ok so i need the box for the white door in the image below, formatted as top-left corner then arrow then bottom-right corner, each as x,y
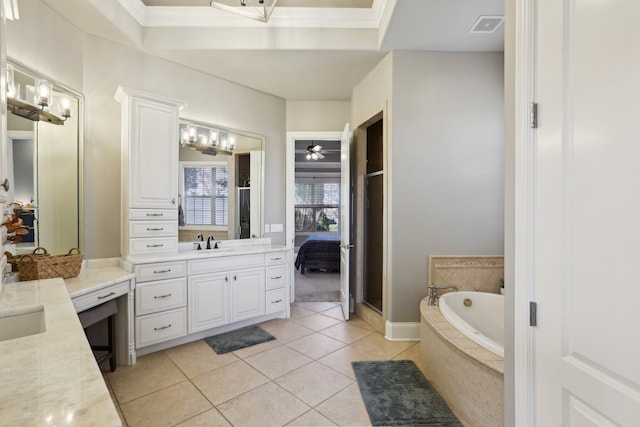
339,123 -> 351,320
531,0 -> 640,424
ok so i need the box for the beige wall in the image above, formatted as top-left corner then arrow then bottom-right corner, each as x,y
6,0 -> 287,259
351,51 -> 505,324
286,100 -> 350,131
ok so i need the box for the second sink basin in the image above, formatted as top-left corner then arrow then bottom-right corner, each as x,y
0,305 -> 46,342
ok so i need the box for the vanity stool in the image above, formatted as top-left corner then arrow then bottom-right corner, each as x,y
78,299 -> 118,372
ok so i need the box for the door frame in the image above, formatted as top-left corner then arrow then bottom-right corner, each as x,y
285,130 -> 344,303
513,0 -> 539,424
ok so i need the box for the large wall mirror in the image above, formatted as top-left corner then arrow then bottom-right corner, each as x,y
5,59 -> 82,255
178,118 -> 264,242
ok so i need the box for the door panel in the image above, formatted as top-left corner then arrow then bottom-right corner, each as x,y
340,123 -> 351,320
533,0 -> 640,423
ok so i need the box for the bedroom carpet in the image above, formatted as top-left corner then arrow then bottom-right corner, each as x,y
205,325 -> 275,354
352,360 -> 462,426
294,265 -> 340,302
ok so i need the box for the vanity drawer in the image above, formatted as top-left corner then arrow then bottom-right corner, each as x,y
136,260 -> 187,283
129,209 -> 177,221
129,221 -> 178,238
72,280 -> 131,313
129,237 -> 178,256
136,308 -> 187,348
266,288 -> 287,314
265,251 -> 287,266
265,265 -> 287,290
136,278 -> 186,316
188,253 -> 265,275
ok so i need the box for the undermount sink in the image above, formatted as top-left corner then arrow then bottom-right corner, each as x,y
0,305 -> 46,342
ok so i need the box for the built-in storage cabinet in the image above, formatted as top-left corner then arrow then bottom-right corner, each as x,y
115,87 -> 185,258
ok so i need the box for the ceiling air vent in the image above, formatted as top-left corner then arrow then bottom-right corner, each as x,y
469,15 -> 504,34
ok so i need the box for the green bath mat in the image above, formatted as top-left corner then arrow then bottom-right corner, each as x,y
352,360 -> 462,426
205,325 -> 275,354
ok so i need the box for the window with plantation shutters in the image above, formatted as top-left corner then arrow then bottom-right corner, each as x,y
294,180 -> 339,232
181,163 -> 229,226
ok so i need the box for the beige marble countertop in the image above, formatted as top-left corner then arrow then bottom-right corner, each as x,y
65,260 -> 135,298
124,239 -> 290,265
0,278 -> 122,427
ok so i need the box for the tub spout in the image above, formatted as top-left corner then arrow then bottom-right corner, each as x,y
427,284 -> 458,306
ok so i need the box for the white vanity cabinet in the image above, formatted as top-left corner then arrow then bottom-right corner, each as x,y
134,261 -> 188,348
188,272 -> 230,333
130,247 -> 290,356
187,253 -> 265,332
115,86 -> 186,258
230,267 -> 266,321
265,251 -> 288,314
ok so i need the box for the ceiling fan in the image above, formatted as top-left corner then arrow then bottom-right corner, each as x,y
305,144 -> 325,160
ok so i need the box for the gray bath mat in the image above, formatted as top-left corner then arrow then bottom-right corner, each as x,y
205,325 -> 275,354
352,360 -> 462,426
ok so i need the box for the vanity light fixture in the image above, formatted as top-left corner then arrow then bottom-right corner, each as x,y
210,0 -> 278,23
180,121 -> 235,156
5,65 -> 71,125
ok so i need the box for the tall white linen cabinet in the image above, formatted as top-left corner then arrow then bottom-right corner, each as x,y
115,87 -> 186,259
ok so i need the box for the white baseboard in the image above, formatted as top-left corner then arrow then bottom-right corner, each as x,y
385,320 -> 421,341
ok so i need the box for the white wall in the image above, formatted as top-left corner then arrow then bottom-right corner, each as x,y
351,51 -> 505,323
6,0 -> 287,259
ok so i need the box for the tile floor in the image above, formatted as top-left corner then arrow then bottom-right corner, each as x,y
104,301 -> 425,427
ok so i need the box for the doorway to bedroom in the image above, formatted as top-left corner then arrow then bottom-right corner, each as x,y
292,138 -> 342,302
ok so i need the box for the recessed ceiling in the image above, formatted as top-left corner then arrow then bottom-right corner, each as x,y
42,0 -> 504,100
142,0 -> 374,7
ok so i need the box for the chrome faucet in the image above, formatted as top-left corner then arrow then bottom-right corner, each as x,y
427,284 -> 458,306
206,235 -> 214,250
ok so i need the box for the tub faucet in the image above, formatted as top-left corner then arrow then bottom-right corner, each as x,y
206,235 -> 214,250
427,284 -> 459,306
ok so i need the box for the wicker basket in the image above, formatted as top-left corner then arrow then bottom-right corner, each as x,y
17,248 -> 83,281
6,247 -> 50,268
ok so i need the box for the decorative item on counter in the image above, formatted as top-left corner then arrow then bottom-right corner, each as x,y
16,247 -> 83,281
2,202 -> 31,243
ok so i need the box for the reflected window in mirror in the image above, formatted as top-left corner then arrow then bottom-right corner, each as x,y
179,162 -> 229,228
4,60 -> 83,256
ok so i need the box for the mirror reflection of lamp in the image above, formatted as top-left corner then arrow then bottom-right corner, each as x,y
59,97 -> 72,119
210,129 -> 218,147
34,79 -> 53,110
5,64 -> 19,99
